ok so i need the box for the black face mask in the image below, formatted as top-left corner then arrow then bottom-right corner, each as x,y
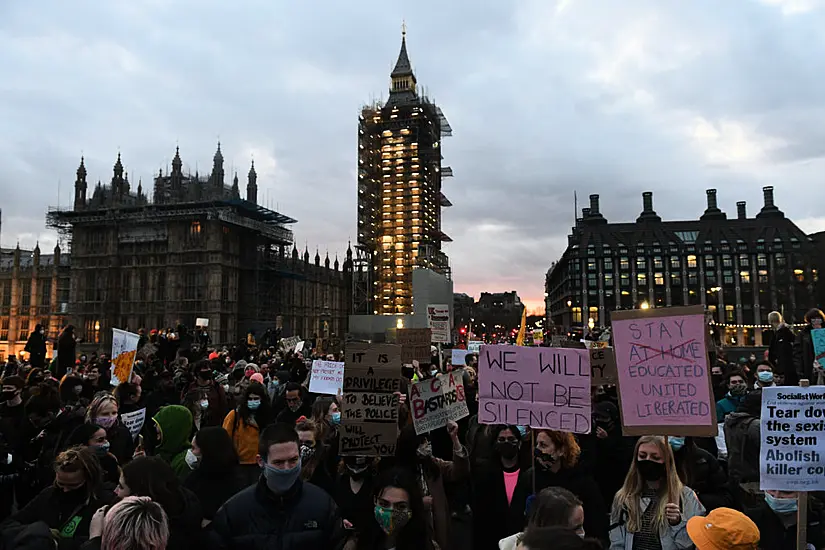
495,441 -> 520,460
534,448 -> 556,470
1,391 -> 17,402
636,459 -> 666,481
198,371 -> 213,380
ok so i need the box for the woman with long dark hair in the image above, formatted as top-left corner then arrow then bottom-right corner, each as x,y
222,382 -> 272,466
295,418 -> 334,495
57,325 -> 78,378
668,436 -> 733,511
66,422 -> 120,486
355,467 -> 437,550
182,427 -> 248,522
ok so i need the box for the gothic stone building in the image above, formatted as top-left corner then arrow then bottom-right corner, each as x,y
0,245 -> 70,362
48,145 -> 351,350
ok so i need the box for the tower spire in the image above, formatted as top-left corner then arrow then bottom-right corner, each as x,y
388,23 -> 417,104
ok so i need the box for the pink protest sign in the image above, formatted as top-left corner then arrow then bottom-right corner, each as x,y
611,305 -> 717,437
478,345 -> 591,434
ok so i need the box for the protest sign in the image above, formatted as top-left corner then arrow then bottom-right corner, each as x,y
427,304 -> 451,344
295,341 -> 305,354
410,373 -> 469,435
467,341 -> 483,353
478,345 -> 591,434
760,386 -> 825,491
452,349 -> 470,367
398,328 -> 432,364
309,360 -> 345,395
120,408 -> 146,441
589,347 -> 617,386
340,343 -> 402,456
611,305 -> 716,437
532,329 -> 544,345
111,329 -> 140,386
195,318 -> 209,327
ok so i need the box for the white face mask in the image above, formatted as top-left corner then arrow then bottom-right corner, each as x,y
199,399 -> 209,410
185,448 -> 200,470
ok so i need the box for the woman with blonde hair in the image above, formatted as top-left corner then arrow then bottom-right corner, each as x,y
92,496 -> 170,550
609,435 -> 705,549
86,392 -> 135,465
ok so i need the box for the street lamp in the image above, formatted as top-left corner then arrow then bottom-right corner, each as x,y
566,300 -> 572,307
588,317 -> 595,330
396,318 -> 404,329
640,301 -> 650,310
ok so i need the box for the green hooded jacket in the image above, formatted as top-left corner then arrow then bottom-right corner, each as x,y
153,405 -> 194,480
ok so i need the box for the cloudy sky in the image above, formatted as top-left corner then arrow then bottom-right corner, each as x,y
3,0 -> 825,313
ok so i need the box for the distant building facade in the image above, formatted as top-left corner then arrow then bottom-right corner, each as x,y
355,29 -> 453,316
49,146 -> 350,350
545,188 -> 815,346
474,291 -> 525,336
453,292 -> 474,332
0,245 -> 70,362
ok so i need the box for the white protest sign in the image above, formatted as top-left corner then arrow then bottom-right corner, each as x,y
467,341 -> 482,353
280,336 -> 301,351
452,349 -> 470,367
195,318 -> 209,327
760,386 -> 825,491
120,408 -> 146,441
410,373 -> 469,435
309,360 -> 345,395
296,341 -> 305,354
427,304 -> 451,344
111,329 -> 140,387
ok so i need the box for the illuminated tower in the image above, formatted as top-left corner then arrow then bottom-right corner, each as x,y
356,27 -> 453,315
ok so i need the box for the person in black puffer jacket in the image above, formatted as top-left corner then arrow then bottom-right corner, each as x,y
669,436 -> 734,511
210,423 -> 346,550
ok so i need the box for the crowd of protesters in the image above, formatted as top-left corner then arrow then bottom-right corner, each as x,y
0,309 -> 822,549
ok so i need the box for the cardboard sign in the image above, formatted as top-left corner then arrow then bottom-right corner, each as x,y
427,304 -> 451,344
340,343 -> 402,456
295,341 -> 305,354
760,386 -> 825,491
120,408 -> 146,441
111,329 -> 140,387
467,341 -> 483,353
410,373 -> 470,435
589,347 -> 618,386
478,345 -> 591,434
195,318 -> 209,327
532,329 -> 544,345
611,306 -> 716,437
309,360 -> 345,395
280,336 -> 301,351
398,329 -> 432,364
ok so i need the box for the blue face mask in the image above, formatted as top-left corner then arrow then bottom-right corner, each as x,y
247,400 -> 261,411
765,492 -> 797,514
92,442 -> 110,457
757,371 -> 774,384
271,380 -> 280,388
330,412 -> 341,425
516,425 -> 528,437
669,437 -> 685,452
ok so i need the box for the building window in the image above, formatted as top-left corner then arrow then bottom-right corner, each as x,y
671,273 -> 682,286
725,305 -> 735,323
20,282 -> 31,308
156,270 -> 166,301
0,281 -> 9,307
0,318 -> 7,341
706,271 -> 717,284
670,256 -> 681,269
38,281 -> 50,307
794,268 -> 805,283
85,319 -> 101,344
739,254 -> 750,267
654,257 -> 663,269
221,272 -> 229,302
758,270 -> 769,284
654,273 -> 665,286
689,273 -> 699,285
588,274 -> 597,287
587,260 -> 596,271
721,241 -> 730,252
18,319 -> 29,341
572,307 -> 582,324
190,221 -> 202,238
604,258 -> 613,271
740,271 -> 751,284
183,270 -> 205,300
620,273 -> 630,287
637,273 -> 647,286
757,254 -> 767,267
604,274 -> 614,287
620,257 -> 629,270
636,258 -> 647,270
705,256 -> 715,268
724,271 -> 734,284
687,255 -> 697,268
722,255 -> 733,268
776,253 -> 787,267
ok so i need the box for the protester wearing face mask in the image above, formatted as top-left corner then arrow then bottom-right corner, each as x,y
85,393 -> 135,466
24,323 -> 48,370
296,419 -> 335,496
394,421 -> 467,550
311,397 -> 342,476
753,362 -> 776,389
211,423 -> 346,550
716,368 -> 748,423
59,374 -> 87,409
668,436 -> 733,512
500,487 -> 587,550
351,468 -> 437,550
609,435 -> 705,550
183,427 -> 246,522
472,425 -> 531,550
515,429 -> 608,544
746,489 -> 825,549
222,383 -> 273,475
66,422 -> 120,487
335,456 -> 377,535
152,405 -> 195,480
183,359 -> 226,427
0,375 -> 27,518
275,382 -> 310,425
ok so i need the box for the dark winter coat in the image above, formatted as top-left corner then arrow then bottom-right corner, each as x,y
724,411 -> 761,484
746,497 -> 825,550
794,326 -> 818,383
183,464 -> 251,521
673,446 -> 734,511
211,477 -> 346,550
769,324 -> 797,384
57,335 -> 77,378
471,464 -> 532,550
24,330 -> 48,369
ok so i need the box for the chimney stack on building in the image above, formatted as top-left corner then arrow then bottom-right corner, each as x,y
737,201 -> 747,220
589,194 -> 600,215
757,185 -> 784,219
582,207 -> 591,218
701,188 -> 726,220
706,189 -> 718,210
763,186 -> 775,208
642,192 -> 653,213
